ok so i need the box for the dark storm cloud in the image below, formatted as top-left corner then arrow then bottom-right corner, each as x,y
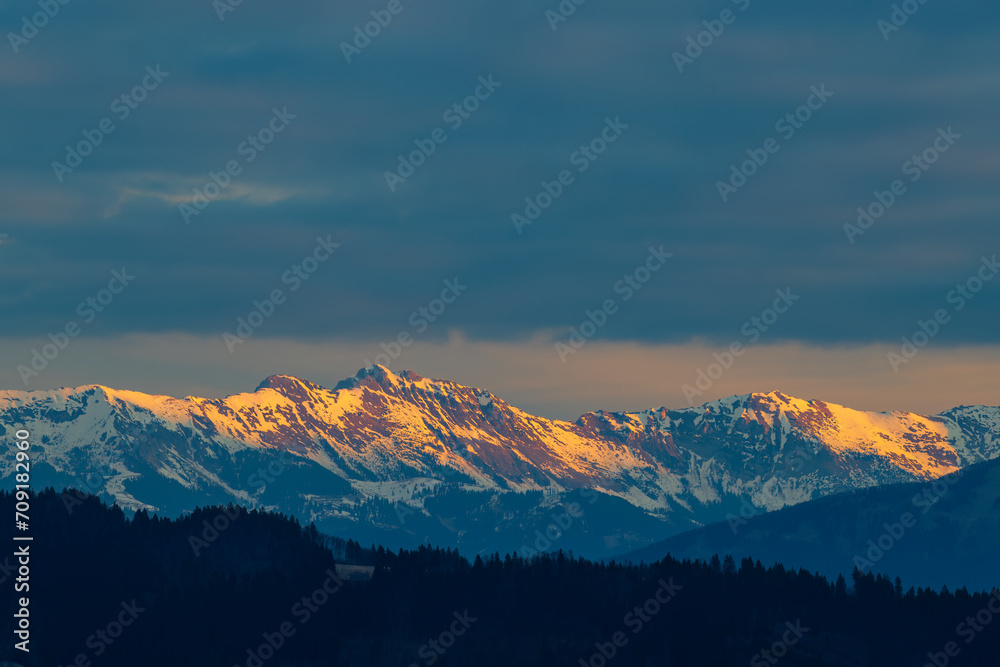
1,0 -> 998,348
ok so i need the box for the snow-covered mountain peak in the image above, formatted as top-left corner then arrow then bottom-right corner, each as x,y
3,370 -> 999,539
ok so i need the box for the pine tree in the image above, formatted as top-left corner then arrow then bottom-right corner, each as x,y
710,554 -> 722,573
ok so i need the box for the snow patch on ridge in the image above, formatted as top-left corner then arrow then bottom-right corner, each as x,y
2,372 -> 998,527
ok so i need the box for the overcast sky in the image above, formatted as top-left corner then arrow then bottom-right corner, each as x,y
1,0 -> 997,418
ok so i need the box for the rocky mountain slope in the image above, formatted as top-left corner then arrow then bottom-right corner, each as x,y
2,365 -> 998,557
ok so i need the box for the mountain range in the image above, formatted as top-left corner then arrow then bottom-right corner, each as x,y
2,365 -> 998,558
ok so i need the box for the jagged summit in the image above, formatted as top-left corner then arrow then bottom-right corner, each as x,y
255,374 -> 328,395
2,368 -> 999,545
333,364 -> 428,391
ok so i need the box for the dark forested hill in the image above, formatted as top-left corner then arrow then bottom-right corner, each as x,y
624,456 -> 1000,592
2,489 -> 998,667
